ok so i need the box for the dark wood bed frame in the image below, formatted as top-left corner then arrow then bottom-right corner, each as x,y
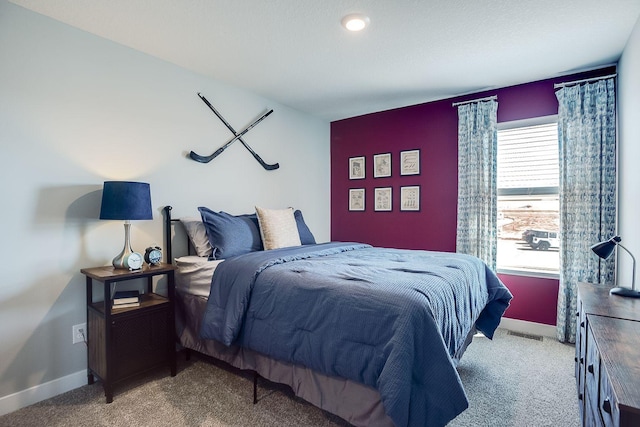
162,205 -> 261,404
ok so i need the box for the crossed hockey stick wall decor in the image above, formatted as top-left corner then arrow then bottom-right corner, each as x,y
189,93 -> 279,170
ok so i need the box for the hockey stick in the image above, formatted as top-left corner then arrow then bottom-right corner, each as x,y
197,93 -> 279,170
189,109 -> 274,163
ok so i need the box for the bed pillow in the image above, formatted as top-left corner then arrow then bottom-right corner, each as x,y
255,206 -> 302,250
198,207 -> 263,259
228,212 -> 264,250
179,217 -> 213,258
294,210 -> 316,245
174,256 -> 224,297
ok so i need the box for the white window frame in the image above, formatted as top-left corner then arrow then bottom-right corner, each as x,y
496,115 -> 560,279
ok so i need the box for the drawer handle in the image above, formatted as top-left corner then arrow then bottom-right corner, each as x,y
588,364 -> 594,374
580,321 -> 585,328
576,311 -> 580,317
574,356 -> 578,363
578,392 -> 583,401
580,357 -> 584,365
603,398 -> 612,414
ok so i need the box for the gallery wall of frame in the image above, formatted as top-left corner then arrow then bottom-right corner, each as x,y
348,150 -> 421,212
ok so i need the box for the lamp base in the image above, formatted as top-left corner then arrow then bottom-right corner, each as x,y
112,249 -> 133,270
112,221 -> 133,270
609,287 -> 640,298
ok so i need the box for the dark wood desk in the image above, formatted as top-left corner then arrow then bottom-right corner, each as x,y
576,283 -> 640,427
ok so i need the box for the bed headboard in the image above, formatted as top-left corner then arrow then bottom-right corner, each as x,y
163,205 -> 193,263
163,206 -> 173,263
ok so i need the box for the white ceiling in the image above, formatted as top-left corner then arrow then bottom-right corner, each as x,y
9,0 -> 640,121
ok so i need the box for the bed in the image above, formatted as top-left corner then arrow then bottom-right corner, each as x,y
163,205 -> 512,427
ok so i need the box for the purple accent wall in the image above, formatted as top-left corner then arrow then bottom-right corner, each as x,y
331,102 -> 459,251
330,67 -> 614,325
498,274 -> 559,325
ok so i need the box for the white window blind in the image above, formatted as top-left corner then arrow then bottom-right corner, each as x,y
497,123 -> 559,190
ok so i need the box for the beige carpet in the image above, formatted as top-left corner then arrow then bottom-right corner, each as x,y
0,329 -> 579,427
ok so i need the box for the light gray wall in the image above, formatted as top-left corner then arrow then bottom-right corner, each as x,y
0,0 -> 329,408
617,15 -> 640,287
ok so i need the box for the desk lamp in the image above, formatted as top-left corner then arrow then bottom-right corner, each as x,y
591,236 -> 639,298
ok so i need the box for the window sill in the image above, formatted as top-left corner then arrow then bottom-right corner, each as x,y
496,268 -> 559,280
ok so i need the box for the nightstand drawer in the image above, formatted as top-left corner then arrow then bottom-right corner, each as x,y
112,306 -> 169,380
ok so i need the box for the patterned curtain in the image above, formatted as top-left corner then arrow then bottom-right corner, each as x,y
556,78 -> 616,343
456,100 -> 499,270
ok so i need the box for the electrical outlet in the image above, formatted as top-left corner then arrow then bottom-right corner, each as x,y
72,323 -> 86,344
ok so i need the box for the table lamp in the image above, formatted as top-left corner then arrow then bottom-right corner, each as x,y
99,181 -> 152,269
591,235 -> 639,298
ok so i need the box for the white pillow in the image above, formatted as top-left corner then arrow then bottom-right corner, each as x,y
180,217 -> 213,258
255,206 -> 302,250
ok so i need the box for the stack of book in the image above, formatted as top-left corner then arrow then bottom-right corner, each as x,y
112,290 -> 140,309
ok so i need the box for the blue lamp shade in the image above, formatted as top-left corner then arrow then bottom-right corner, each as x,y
100,181 -> 152,220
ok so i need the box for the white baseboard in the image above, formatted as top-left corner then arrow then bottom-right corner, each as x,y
0,370 -> 86,417
498,317 -> 557,338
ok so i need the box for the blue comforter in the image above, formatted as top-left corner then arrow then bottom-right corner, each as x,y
199,243 -> 512,427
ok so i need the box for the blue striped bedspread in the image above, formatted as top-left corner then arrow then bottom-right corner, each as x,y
199,242 -> 512,427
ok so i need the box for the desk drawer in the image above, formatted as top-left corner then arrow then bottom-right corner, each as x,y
599,365 -> 618,427
585,324 -> 601,424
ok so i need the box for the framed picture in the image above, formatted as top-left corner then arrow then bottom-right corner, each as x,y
400,185 -> 420,211
373,153 -> 392,178
400,149 -> 420,176
349,188 -> 365,211
349,156 -> 366,180
374,187 -> 392,211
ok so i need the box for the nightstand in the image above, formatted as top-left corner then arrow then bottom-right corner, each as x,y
81,263 -> 177,403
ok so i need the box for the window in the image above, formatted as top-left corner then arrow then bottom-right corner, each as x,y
496,116 -> 559,276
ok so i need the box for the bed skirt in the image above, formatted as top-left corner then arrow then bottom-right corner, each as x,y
176,291 -> 395,427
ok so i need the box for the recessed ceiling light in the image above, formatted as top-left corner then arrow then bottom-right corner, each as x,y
341,14 -> 370,32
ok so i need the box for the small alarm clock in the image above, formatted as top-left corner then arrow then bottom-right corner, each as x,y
144,246 -> 163,266
123,252 -> 144,270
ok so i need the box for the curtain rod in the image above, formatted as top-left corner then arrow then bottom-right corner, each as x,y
452,95 -> 497,107
554,73 -> 617,89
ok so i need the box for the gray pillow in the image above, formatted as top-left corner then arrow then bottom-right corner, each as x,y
179,217 -> 213,258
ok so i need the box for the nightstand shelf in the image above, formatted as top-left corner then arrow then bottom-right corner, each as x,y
81,263 -> 177,403
90,293 -> 169,314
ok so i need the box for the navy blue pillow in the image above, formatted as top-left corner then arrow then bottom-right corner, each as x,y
198,207 -> 263,259
294,210 -> 316,245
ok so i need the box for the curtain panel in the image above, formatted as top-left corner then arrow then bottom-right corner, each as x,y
456,100 -> 499,270
556,78 -> 617,343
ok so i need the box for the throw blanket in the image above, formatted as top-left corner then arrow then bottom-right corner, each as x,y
199,243 -> 512,427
